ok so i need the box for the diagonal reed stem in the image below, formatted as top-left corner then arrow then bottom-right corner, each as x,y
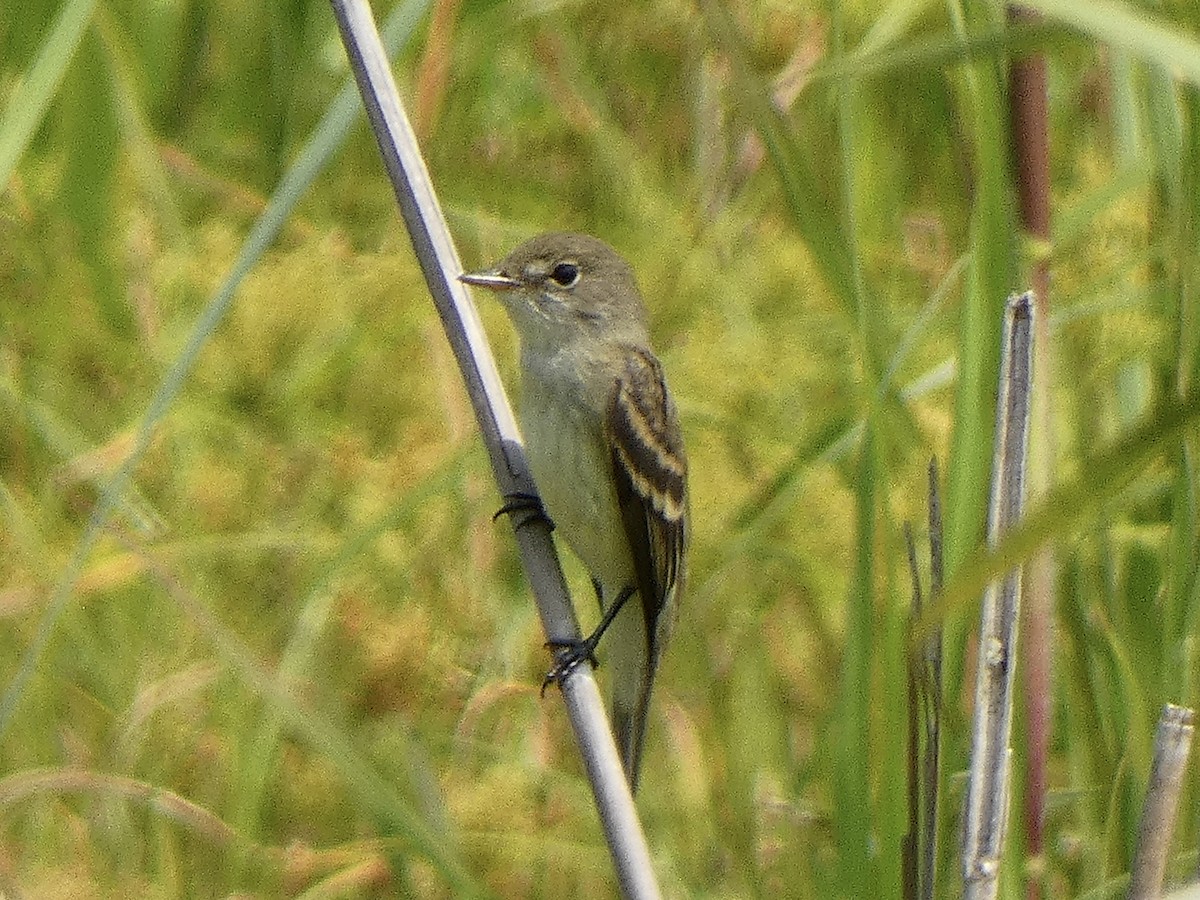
326,2 -> 662,896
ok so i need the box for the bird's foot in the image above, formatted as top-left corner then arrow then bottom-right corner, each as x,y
493,491 -> 554,532
538,586 -> 635,696
540,636 -> 601,696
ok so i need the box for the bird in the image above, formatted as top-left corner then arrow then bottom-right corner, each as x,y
460,232 -> 688,790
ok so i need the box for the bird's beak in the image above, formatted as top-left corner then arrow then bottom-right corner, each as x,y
459,269 -> 521,290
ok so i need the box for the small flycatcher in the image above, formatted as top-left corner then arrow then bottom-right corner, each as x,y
461,232 -> 688,790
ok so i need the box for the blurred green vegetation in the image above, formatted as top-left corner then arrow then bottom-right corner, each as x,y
2,0 -> 1200,896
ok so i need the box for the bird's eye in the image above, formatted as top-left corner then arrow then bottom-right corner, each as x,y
549,262 -> 580,288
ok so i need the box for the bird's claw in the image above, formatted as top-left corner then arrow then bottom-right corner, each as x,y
493,491 -> 555,532
540,637 -> 599,697
537,585 -> 635,696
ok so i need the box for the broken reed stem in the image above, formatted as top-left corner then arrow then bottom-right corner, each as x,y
903,523 -> 923,900
1128,704 -> 1195,900
923,459 -> 944,900
903,460 -> 945,900
962,293 -> 1036,900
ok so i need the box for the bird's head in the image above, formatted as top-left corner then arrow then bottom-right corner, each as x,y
460,232 -> 648,349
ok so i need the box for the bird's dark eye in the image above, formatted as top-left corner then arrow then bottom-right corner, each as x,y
549,262 -> 580,287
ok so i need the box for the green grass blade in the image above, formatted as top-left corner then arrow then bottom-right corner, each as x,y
937,0 -> 1019,720
804,21 -> 1063,89
0,0 -> 97,190
0,0 -> 432,738
916,388 -> 1200,640
698,0 -> 858,312
231,449 -> 469,839
136,552 -> 485,896
1017,0 -> 1200,88
0,377 -> 165,538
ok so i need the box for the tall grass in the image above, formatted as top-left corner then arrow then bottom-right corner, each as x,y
1,0 -> 1199,896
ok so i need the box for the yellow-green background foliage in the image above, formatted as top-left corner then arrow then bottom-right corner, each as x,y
2,0 -> 1199,896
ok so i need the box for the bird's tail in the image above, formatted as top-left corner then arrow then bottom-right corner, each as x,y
608,595 -> 654,792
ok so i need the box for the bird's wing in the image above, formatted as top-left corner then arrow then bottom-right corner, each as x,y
606,345 -> 688,664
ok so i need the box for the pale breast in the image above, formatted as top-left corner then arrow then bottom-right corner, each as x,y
520,363 -> 633,592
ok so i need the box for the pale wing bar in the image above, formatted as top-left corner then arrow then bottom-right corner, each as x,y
606,346 -> 687,652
